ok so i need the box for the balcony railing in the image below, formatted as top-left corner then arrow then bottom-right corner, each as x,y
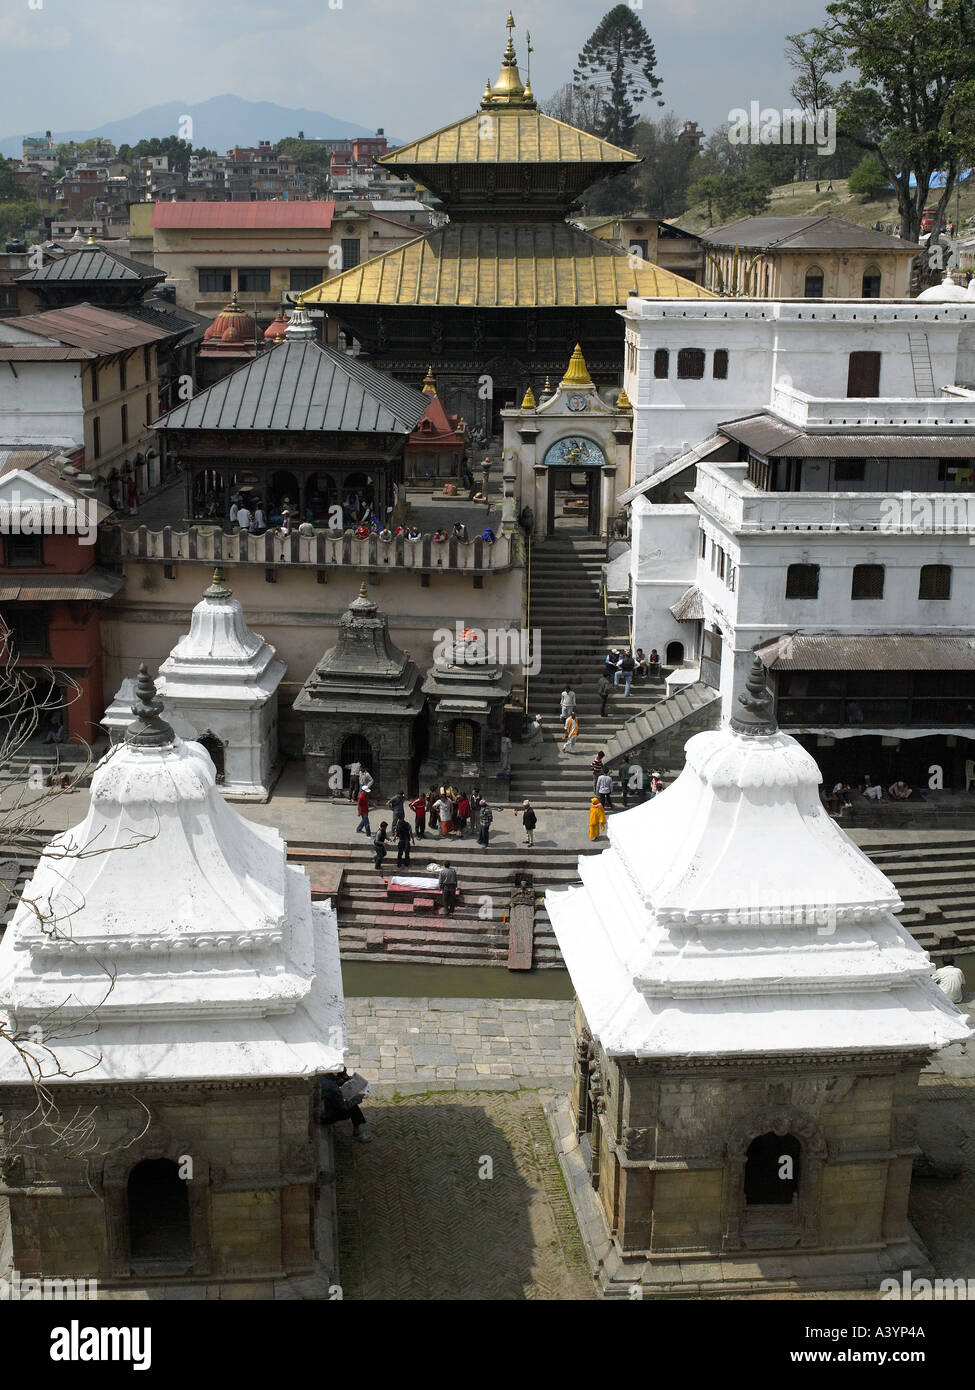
694,464 -> 975,533
770,383 -> 975,428
100,523 -> 515,572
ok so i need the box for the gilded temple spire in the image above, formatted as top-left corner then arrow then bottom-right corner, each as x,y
480,11 -> 537,110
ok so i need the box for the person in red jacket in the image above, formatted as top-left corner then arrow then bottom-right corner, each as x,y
409,793 -> 427,839
455,792 -> 471,837
355,787 -> 371,836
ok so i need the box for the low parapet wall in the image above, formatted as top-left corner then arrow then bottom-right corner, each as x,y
101,524 -> 517,573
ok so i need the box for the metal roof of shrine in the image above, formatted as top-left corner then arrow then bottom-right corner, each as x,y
298,221 -> 713,308
154,338 -> 430,435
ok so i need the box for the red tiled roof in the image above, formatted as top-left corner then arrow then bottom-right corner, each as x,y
152,201 -> 336,230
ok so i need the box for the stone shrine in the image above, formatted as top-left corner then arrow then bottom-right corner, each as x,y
420,630 -> 513,790
0,668 -> 346,1294
546,657 -> 971,1296
103,568 -> 285,800
295,583 -> 424,798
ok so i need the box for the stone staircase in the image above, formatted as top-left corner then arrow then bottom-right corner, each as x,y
0,741 -> 106,788
852,837 -> 975,955
288,838 -> 598,968
512,535 -> 667,807
603,681 -> 722,768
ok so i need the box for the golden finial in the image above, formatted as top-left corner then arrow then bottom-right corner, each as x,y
422,365 -> 437,394
616,386 -> 632,412
560,343 -> 592,388
480,9 -> 536,109
543,375 -> 552,394
358,580 -> 368,599
520,385 -> 536,409
86,235 -> 97,244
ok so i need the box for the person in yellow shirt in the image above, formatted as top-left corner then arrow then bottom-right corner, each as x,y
588,796 -> 607,840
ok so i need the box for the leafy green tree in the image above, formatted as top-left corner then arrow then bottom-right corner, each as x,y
715,167 -> 773,220
0,202 -> 39,241
573,4 -> 665,149
847,154 -> 889,199
0,156 -> 19,201
688,173 -> 723,226
799,0 -> 975,240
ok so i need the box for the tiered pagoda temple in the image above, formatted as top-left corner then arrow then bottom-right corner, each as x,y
297,13 -> 712,431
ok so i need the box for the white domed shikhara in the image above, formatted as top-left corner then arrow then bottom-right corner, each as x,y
0,667 -> 344,1084
103,569 -> 285,800
546,657 -> 972,1059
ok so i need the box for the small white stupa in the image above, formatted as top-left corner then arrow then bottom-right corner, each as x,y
103,568 -> 285,800
0,664 -> 343,1083
546,655 -> 970,1295
0,667 -> 345,1289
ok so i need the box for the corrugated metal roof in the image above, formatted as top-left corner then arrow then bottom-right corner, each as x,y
701,215 -> 920,252
6,303 -> 173,354
0,345 -> 91,360
670,585 -> 704,621
17,248 -> 164,284
154,339 -> 429,435
380,110 -> 640,166
0,571 -> 123,602
757,633 -> 975,671
298,222 -> 714,308
722,414 -> 975,458
152,201 -> 335,230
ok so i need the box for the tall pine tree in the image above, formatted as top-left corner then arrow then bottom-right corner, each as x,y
573,5 -> 665,150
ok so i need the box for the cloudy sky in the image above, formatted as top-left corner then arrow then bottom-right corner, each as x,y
0,0 -> 829,144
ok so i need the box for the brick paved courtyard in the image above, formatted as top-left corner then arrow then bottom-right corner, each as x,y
333,1088 -> 594,1300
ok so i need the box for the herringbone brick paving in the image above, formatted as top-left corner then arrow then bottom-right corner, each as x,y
334,1089 -> 594,1300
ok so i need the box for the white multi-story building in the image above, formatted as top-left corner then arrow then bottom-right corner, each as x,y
620,290 -> 975,789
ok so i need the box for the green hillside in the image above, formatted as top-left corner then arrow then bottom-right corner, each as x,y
674,177 -> 975,239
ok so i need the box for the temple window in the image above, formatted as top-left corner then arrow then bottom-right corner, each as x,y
785,563 -> 819,600
677,348 -> 705,380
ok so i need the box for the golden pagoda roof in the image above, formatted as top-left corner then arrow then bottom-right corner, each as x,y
379,110 -> 640,167
298,223 -> 714,309
520,385 -> 537,408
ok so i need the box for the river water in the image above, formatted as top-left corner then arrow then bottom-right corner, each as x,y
342,952 -> 975,1001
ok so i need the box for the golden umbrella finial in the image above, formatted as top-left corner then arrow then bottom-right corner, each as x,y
560,343 -> 593,388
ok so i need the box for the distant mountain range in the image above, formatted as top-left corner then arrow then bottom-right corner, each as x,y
0,94 -> 400,160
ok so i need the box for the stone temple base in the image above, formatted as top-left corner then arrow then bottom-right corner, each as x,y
544,1097 -> 934,1299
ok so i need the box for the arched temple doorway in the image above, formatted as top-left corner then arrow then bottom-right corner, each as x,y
341,733 -> 375,791
744,1131 -> 801,1206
